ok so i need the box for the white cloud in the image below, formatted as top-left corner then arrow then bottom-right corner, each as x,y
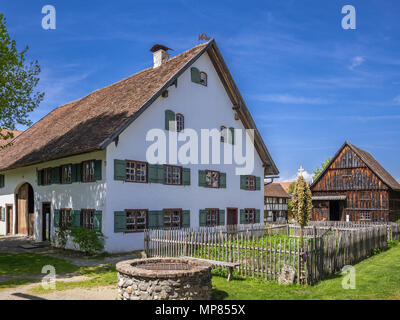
349,56 -> 365,70
277,170 -> 313,183
251,94 -> 329,105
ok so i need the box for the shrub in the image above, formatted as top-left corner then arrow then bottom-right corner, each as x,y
70,227 -> 105,255
51,227 -> 70,250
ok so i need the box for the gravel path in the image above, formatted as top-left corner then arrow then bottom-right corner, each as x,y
0,275 -> 116,300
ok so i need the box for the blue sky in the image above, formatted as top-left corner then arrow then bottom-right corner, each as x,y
2,0 -> 400,182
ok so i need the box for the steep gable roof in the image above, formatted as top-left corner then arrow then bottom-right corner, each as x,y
311,142 -> 400,191
0,40 -> 278,176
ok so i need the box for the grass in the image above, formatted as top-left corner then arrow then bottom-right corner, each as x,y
29,265 -> 116,294
2,241 -> 400,299
0,253 -> 79,275
212,241 -> 400,300
0,278 -> 37,290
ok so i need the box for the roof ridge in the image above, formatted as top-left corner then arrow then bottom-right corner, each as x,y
2,41 -> 211,154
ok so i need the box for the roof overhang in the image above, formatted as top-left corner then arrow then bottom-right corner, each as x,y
312,195 -> 346,201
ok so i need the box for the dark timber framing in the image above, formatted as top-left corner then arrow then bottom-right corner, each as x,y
310,142 -> 400,222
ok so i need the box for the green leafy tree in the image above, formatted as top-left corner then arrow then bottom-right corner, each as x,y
0,13 -> 44,147
312,157 -> 332,181
291,175 -> 313,248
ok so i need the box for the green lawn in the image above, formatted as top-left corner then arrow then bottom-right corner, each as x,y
212,242 -> 400,300
1,243 -> 400,299
0,253 -> 79,275
29,265 -> 116,294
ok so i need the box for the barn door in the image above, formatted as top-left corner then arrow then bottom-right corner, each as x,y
6,205 -> 13,235
17,184 -> 29,235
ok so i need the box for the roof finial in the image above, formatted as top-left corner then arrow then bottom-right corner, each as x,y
298,165 -> 305,177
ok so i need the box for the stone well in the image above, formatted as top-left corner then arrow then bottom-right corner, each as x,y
116,257 -> 213,300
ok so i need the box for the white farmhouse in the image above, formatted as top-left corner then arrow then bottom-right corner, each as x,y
0,40 -> 278,253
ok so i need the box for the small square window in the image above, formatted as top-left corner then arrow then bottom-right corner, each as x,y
126,161 -> 148,183
206,170 -> 220,188
164,165 -> 182,185
82,160 -> 95,182
81,209 -> 95,230
126,210 -> 148,232
61,165 -> 72,184
163,209 -> 182,229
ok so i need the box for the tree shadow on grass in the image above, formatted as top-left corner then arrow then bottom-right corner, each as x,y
211,288 -> 228,300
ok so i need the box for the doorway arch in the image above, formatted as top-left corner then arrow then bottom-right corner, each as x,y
15,182 -> 34,236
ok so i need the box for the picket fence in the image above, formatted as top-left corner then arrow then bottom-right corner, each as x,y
144,223 -> 394,285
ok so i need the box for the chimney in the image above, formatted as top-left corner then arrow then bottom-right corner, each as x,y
150,44 -> 172,68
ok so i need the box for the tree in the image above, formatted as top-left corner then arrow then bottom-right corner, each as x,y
287,182 -> 296,220
0,13 -> 44,147
312,157 -> 332,181
291,175 -> 312,248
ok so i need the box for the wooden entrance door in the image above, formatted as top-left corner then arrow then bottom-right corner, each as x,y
16,183 -> 29,235
6,205 -> 13,235
42,203 -> 51,241
227,208 -> 238,226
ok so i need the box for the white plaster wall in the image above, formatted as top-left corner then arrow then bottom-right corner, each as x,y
104,52 -> 265,253
0,151 -> 106,245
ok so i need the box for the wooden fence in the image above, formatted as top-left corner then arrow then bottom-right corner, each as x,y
144,223 -> 394,285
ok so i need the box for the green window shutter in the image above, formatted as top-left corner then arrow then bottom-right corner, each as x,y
51,167 -> 60,184
255,209 -> 261,223
219,210 -> 225,226
1,207 -> 5,221
54,209 -> 60,227
157,165 -> 165,184
229,127 -> 235,145
114,159 -> 126,181
240,175 -> 246,190
148,211 -> 163,229
165,110 -> 175,131
191,67 -> 201,84
182,168 -> 190,186
240,209 -> 246,224
0,174 -> 4,188
37,170 -> 42,186
198,170 -> 206,187
71,210 -> 81,228
148,164 -> 164,183
114,211 -> 126,233
199,210 -> 207,227
220,173 -> 226,188
256,177 -> 261,190
182,210 -> 190,228
72,164 -> 81,183
94,211 -> 102,231
148,164 -> 158,183
94,160 -> 102,181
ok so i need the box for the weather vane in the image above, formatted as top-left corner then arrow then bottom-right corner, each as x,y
198,33 -> 210,41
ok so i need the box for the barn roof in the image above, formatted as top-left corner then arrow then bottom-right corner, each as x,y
264,183 -> 290,198
0,40 -> 278,175
311,142 -> 400,191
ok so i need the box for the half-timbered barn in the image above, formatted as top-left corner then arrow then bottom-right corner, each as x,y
264,183 -> 289,223
310,142 -> 400,222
